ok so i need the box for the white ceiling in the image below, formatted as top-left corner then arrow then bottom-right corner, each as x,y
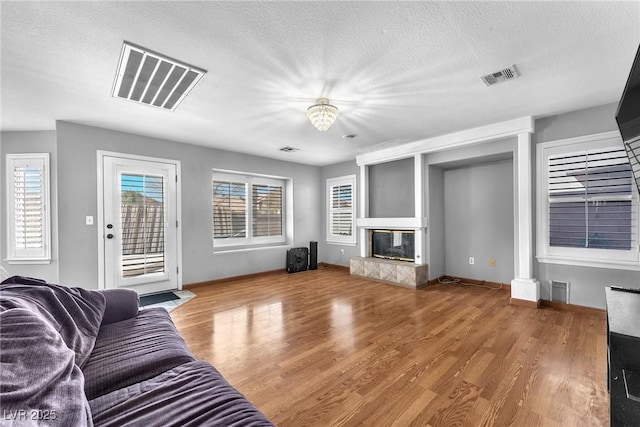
2,1 -> 639,166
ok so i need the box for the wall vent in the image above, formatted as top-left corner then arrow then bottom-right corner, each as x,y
112,41 -> 206,111
550,280 -> 570,304
481,65 -> 520,86
279,146 -> 300,153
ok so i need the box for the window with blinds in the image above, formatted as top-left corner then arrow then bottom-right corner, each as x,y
6,154 -> 51,262
212,172 -> 285,247
548,147 -> 633,250
327,175 -> 356,244
537,131 -> 640,270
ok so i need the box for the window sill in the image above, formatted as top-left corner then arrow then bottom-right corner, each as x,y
213,243 -> 290,254
6,258 -> 52,265
327,240 -> 357,246
536,255 -> 640,271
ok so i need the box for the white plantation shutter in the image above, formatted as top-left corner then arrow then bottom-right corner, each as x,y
331,184 -> 352,235
213,179 -> 248,242
6,154 -> 51,262
548,147 -> 633,250
327,176 -> 356,243
120,173 -> 166,277
252,183 -> 283,238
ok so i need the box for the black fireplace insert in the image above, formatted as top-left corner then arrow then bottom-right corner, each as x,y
371,230 -> 415,262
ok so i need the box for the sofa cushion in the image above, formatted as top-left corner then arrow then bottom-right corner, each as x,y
89,360 -> 274,427
100,288 -> 139,326
1,308 -> 93,427
82,308 -> 195,400
0,277 -> 106,368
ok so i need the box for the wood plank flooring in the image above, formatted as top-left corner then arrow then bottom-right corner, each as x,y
170,268 -> 609,426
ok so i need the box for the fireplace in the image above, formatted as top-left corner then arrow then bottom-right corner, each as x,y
371,229 -> 415,262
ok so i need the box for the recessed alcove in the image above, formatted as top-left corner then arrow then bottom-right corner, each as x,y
353,116 -> 540,303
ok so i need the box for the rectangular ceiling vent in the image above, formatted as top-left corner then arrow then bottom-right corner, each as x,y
481,65 -> 520,87
112,41 -> 206,111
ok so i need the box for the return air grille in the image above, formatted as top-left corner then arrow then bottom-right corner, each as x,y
112,42 -> 206,111
550,280 -> 570,304
481,65 -> 520,86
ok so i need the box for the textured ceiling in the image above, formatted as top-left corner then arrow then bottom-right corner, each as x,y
1,1 -> 639,166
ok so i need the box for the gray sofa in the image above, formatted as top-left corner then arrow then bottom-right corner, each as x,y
0,276 -> 274,426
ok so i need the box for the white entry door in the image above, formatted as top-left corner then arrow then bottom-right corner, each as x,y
101,154 -> 179,295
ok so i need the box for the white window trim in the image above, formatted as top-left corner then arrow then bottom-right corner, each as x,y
212,170 -> 288,250
5,153 -> 52,264
327,174 -> 356,245
536,131 -> 640,271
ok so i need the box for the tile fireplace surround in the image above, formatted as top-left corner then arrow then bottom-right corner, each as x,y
350,257 -> 428,289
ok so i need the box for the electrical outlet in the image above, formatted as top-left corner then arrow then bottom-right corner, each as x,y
489,258 -> 495,267
86,216 -> 94,226
469,257 -> 474,265
340,249 -> 345,255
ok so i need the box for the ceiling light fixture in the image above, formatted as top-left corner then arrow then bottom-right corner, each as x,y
306,98 -> 339,131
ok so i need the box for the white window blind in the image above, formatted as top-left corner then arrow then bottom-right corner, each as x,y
548,147 -> 633,250
6,154 -> 51,262
212,172 -> 285,247
327,175 -> 356,244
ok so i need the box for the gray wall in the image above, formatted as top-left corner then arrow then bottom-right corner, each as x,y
368,157 -> 414,217
0,131 -> 59,282
441,159 -> 514,283
319,160 -> 360,267
533,103 -> 640,309
52,121 -> 321,288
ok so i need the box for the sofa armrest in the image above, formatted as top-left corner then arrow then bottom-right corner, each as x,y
100,288 -> 139,326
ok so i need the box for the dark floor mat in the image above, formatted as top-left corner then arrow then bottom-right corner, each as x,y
139,292 -> 179,307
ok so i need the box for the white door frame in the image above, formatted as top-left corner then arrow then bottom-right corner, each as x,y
97,150 -> 182,291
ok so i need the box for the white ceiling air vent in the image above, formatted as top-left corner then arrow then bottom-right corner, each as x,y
112,42 -> 206,111
279,146 -> 300,153
481,65 -> 520,87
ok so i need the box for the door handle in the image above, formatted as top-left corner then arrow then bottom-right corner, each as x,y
107,224 -> 113,229
106,233 -> 114,239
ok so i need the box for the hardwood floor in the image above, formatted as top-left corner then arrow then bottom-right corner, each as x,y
170,268 -> 609,426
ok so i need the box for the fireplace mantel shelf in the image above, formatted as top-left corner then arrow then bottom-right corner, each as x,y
356,217 -> 427,229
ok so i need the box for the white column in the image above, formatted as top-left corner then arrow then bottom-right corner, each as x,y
511,132 -> 540,303
414,154 -> 426,265
359,164 -> 368,258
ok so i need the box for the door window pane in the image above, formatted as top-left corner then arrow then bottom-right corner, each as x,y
121,174 -> 165,277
